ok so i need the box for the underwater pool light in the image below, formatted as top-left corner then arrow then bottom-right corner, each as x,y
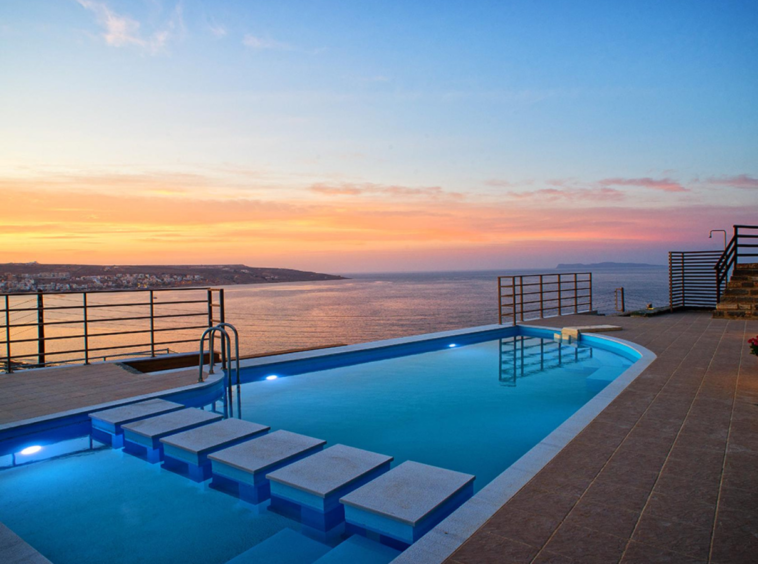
265,375 -> 279,380
448,344 -> 457,348
20,445 -> 42,456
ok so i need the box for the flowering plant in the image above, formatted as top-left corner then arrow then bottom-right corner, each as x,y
750,336 -> 758,357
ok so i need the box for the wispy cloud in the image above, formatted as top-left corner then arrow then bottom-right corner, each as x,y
242,34 -> 290,51
705,174 -> 758,189
207,18 -> 226,38
77,0 -> 183,54
599,177 -> 688,192
507,187 -> 625,202
310,182 -> 464,200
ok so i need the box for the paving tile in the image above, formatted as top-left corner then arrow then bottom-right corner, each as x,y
644,492 -> 716,530
481,507 -> 562,548
530,550 -> 575,564
544,522 -> 627,564
582,478 -> 652,513
452,532 -> 539,564
711,507 -> 758,564
562,499 -> 641,539
653,474 -> 720,507
620,541 -> 706,564
632,513 -> 712,561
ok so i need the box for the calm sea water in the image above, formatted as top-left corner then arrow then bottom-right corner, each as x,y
5,267 -> 668,362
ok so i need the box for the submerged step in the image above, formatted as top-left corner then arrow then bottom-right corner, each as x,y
122,408 -> 223,463
340,460 -> 475,548
89,399 -> 183,448
161,419 -> 270,482
209,430 -> 326,504
226,528 -> 329,564
313,535 -> 400,564
268,444 -> 393,532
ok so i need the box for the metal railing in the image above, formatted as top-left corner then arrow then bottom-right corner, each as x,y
669,251 -> 722,310
1,287 -> 226,373
715,225 -> 758,302
498,273 -> 593,324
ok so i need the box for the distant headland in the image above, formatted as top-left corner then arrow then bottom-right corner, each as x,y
0,263 -> 346,293
556,262 -> 665,269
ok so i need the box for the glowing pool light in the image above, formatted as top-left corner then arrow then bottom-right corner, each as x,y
20,446 -> 42,455
448,344 -> 457,348
265,375 -> 278,380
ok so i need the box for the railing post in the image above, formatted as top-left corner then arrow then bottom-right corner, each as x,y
218,288 -> 225,324
497,277 -> 503,324
539,275 -> 544,318
734,225 -> 740,265
83,293 -> 89,365
149,290 -> 155,357
36,290 -> 45,367
589,273 -> 593,312
573,273 -> 578,314
558,275 -> 562,316
519,277 -> 524,322
509,278 -> 516,325
4,295 -> 11,373
207,289 -> 214,327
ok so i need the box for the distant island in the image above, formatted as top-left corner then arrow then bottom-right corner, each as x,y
556,262 -> 665,269
0,263 -> 346,293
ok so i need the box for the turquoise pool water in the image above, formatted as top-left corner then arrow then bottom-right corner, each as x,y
0,328 -> 635,564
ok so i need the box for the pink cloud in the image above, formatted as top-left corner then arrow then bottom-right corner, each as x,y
706,174 -> 758,189
508,187 -> 624,202
310,182 -> 464,199
599,177 -> 688,192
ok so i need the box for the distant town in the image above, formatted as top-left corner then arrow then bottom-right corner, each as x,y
0,263 -> 345,294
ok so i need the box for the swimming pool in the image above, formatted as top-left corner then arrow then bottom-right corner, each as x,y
0,324 -> 651,564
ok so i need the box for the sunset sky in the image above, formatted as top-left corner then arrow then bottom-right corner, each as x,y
1,0 -> 756,272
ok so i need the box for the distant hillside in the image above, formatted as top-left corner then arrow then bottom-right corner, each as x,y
556,262 -> 665,269
0,263 -> 346,293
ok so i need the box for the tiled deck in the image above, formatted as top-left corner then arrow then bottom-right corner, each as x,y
0,363 -> 198,425
446,311 -> 758,564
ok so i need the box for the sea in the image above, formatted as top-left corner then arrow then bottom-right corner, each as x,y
4,266 -> 669,363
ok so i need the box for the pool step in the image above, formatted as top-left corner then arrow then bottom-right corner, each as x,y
122,408 -> 223,463
161,419 -> 270,481
209,430 -> 327,504
89,399 -> 184,448
226,529 -> 329,564
340,460 -> 475,548
268,444 -> 393,532
313,535 -> 400,564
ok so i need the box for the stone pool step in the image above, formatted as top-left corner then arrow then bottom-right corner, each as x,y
268,444 -> 393,532
89,399 -> 184,448
161,419 -> 270,482
313,535 -> 400,564
225,528 -> 329,564
340,460 -> 475,548
209,430 -> 327,504
122,408 -> 223,463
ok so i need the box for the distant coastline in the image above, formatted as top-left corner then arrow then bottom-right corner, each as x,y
556,262 -> 666,269
0,263 -> 346,293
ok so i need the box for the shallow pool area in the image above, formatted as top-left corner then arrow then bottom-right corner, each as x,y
0,325 -> 641,564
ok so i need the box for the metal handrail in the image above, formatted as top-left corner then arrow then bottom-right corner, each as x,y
198,323 -> 240,389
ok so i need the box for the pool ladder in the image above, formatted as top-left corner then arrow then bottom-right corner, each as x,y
198,323 -> 241,391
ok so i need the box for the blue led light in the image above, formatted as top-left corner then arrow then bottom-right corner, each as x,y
265,375 -> 278,380
20,445 -> 42,455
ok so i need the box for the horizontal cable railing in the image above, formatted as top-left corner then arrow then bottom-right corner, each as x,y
1,287 -> 226,373
498,272 -> 592,324
669,250 -> 722,310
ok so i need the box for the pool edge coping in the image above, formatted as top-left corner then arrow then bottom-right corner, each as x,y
388,325 -> 656,564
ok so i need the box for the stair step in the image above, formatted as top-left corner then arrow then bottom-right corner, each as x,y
313,536 -> 400,564
121,408 -> 223,463
89,399 -> 184,448
712,310 -> 758,320
226,529 -> 329,564
717,302 -> 758,311
209,430 -> 326,504
161,419 -> 270,481
340,460 -> 475,547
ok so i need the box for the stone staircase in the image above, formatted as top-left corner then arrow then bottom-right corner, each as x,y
713,264 -> 758,320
